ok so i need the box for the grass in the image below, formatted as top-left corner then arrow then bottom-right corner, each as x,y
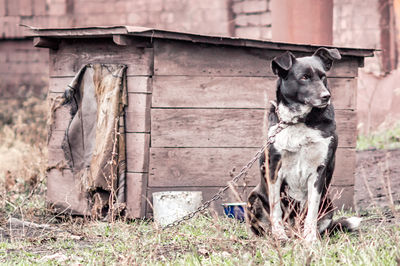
1,213 -> 400,265
357,122 -> 400,150
1,96 -> 400,264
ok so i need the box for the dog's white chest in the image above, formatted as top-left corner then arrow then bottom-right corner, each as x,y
269,123 -> 332,202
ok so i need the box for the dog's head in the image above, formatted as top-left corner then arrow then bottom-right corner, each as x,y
272,48 -> 341,108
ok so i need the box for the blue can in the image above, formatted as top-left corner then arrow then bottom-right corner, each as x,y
221,202 -> 247,222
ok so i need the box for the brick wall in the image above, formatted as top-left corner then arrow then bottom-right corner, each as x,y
0,39 -> 48,98
0,0 -> 232,39
231,0 -> 272,40
0,0 -> 234,98
333,0 -> 382,74
333,0 -> 400,133
0,0 -> 274,98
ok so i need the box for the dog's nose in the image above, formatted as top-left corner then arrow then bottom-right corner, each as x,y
320,92 -> 331,102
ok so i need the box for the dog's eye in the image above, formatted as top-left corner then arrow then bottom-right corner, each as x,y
300,74 -> 310,80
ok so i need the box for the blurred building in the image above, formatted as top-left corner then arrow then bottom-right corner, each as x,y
0,0 -> 399,132
334,0 -> 400,133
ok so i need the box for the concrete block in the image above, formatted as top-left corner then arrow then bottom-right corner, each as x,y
160,12 -> 175,24
194,0 -> 228,9
242,0 -> 267,13
232,1 -> 243,13
2,16 -> 21,38
6,0 -> 20,16
260,26 -> 272,39
259,12 -> 271,25
235,14 -> 251,26
19,0 -> 33,16
33,0 -> 47,16
48,15 -> 71,27
146,0 -> 163,11
235,26 -> 261,39
235,12 -> 271,26
0,0 -> 6,16
126,1 -> 147,11
113,1 -> 129,13
127,13 -> 147,25
48,2 -> 66,15
73,2 -> 104,14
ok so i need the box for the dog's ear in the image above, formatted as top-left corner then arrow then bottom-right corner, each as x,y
313,48 -> 341,71
271,51 -> 296,78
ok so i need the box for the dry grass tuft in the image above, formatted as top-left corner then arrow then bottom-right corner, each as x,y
0,96 -> 48,225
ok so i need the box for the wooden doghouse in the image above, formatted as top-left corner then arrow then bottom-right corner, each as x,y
29,26 -> 374,218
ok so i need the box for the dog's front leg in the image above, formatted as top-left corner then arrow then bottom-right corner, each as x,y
303,174 -> 322,242
269,173 -> 287,240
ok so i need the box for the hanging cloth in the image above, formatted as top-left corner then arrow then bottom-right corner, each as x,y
61,63 -> 127,218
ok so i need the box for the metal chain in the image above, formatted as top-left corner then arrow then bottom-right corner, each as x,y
162,116 -> 288,229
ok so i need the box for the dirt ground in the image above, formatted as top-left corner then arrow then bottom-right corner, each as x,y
355,148 -> 400,210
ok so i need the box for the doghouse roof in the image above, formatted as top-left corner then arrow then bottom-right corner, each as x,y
25,25 -> 374,58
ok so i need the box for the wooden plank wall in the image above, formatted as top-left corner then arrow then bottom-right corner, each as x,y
47,38 -> 153,217
48,37 -> 359,218
148,39 -> 358,215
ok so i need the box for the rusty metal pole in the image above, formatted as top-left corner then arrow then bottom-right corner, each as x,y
271,0 -> 333,45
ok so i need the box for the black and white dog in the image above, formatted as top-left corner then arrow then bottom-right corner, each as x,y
246,48 -> 361,242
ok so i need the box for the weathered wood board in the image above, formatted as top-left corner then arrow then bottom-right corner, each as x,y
148,147 -> 354,187
48,93 -> 71,131
48,130 -> 68,166
49,39 -> 153,77
126,173 -> 148,218
49,76 -> 152,93
47,169 -> 90,215
335,110 -> 357,147
331,148 -> 356,186
125,133 -> 150,173
151,109 -> 356,148
329,185 -> 355,210
125,93 -> 151,133
152,76 -> 356,110
154,40 -> 359,78
149,147 -> 260,187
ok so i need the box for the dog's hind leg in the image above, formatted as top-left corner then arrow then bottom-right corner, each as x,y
246,188 -> 270,236
261,146 -> 287,240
